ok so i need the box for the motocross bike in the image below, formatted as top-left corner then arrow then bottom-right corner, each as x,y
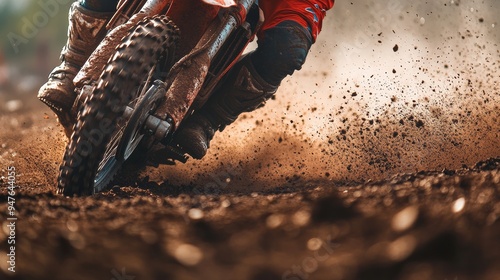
57,0 -> 262,196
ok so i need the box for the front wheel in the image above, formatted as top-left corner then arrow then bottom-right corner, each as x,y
57,16 -> 179,196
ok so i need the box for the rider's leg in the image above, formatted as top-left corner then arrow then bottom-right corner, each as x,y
38,0 -> 118,136
174,20 -> 313,159
174,0 -> 334,159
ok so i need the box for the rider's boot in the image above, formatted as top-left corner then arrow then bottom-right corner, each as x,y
174,55 -> 278,159
37,2 -> 112,137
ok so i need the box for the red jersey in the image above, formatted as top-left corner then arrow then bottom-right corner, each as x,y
259,0 -> 335,42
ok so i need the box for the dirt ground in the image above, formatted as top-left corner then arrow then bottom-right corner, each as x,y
0,87 -> 499,280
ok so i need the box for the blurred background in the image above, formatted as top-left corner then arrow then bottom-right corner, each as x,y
0,0 -> 71,98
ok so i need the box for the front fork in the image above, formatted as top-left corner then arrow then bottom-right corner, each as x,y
151,0 -> 260,143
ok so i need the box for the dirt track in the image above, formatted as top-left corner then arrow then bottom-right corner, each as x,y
0,96 -> 499,280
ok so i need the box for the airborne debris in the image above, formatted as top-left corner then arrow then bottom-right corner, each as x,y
188,208 -> 204,220
5,100 -> 23,112
452,197 -> 466,213
173,244 -> 204,266
392,205 -> 419,232
266,213 -> 285,229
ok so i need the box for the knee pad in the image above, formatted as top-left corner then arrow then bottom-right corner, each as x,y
80,0 -> 119,12
251,20 -> 313,86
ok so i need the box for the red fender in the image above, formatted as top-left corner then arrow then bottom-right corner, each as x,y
166,0 -> 224,58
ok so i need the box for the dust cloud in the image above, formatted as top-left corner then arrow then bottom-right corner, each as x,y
2,1 -> 498,193
149,0 -> 500,192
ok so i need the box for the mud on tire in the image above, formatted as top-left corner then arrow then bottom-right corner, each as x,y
57,15 -> 179,196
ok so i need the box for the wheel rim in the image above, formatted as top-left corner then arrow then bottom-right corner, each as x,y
117,80 -> 167,161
